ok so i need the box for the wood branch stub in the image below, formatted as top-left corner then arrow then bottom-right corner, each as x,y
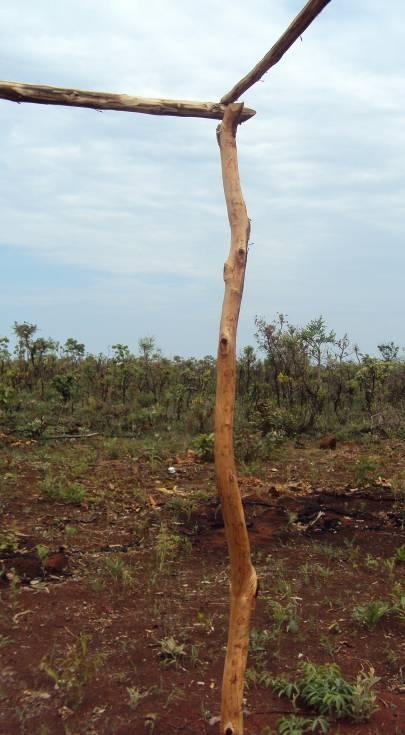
221,0 -> 332,103
0,80 -> 256,122
215,103 -> 257,735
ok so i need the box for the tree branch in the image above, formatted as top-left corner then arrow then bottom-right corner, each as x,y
215,103 -> 257,735
0,80 -> 256,122
221,0 -> 332,104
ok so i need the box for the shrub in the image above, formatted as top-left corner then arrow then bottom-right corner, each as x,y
192,432 -> 214,462
235,424 -> 264,462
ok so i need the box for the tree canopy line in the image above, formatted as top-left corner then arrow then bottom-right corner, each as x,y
0,317 -> 403,451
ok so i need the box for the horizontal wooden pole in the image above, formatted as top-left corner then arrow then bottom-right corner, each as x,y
221,0 -> 332,104
0,80 -> 256,122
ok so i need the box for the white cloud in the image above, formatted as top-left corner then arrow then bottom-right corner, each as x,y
0,0 -> 404,353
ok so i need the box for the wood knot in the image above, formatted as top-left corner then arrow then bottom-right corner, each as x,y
237,247 -> 246,263
219,336 -> 229,354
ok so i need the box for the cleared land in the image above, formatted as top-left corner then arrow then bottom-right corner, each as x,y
0,435 -> 404,734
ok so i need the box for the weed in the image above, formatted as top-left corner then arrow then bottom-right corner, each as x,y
364,553 -> 379,570
268,599 -> 300,634
193,488 -> 214,503
189,644 -> 201,667
154,524 -> 190,571
2,569 -> 23,620
354,456 -> 379,487
276,714 -> 329,734
165,685 -> 186,706
271,661 -> 379,724
392,500 -> 405,529
300,562 -> 312,584
287,511 -> 299,525
382,557 -> 396,577
166,496 -> 197,521
89,554 -> 136,591
384,645 -> 404,679
36,544 -> 49,569
144,712 -> 158,733
0,526 -> 20,552
327,620 -> 342,635
127,686 -> 150,710
132,486 -> 146,503
394,544 -> 405,564
352,600 -> 390,628
0,634 -> 11,649
266,555 -> 287,576
104,555 -> 134,585
40,633 -> 104,705
157,636 -> 186,668
249,627 -> 274,661
350,668 -> 381,722
390,582 -> 405,620
274,578 -> 296,598
384,646 -> 398,669
41,476 -> 86,504
319,636 -> 338,659
390,472 -> 405,498
310,542 -> 342,561
343,538 -> 361,564
195,610 -> 216,633
271,675 -> 300,702
64,525 -> 78,545
245,667 -> 265,690
300,563 -> 331,587
141,440 -> 162,472
104,438 -> 121,460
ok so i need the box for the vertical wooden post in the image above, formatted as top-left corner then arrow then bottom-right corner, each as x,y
215,103 -> 258,735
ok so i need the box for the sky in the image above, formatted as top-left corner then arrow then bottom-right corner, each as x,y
1,0 -> 404,357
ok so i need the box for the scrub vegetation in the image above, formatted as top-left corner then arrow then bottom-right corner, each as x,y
0,316 -> 404,734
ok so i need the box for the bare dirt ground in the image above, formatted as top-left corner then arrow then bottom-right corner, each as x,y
0,436 -> 404,734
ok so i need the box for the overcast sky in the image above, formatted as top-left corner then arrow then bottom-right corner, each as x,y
1,1 -> 404,357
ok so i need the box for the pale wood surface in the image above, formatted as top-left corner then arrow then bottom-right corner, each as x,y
215,103 -> 258,735
221,0 -> 332,103
0,80 -> 256,121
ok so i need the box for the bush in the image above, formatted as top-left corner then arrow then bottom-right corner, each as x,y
235,423 -> 264,462
256,401 -> 307,436
192,433 -> 214,462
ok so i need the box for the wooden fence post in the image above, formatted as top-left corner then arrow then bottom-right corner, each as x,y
215,103 -> 258,735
